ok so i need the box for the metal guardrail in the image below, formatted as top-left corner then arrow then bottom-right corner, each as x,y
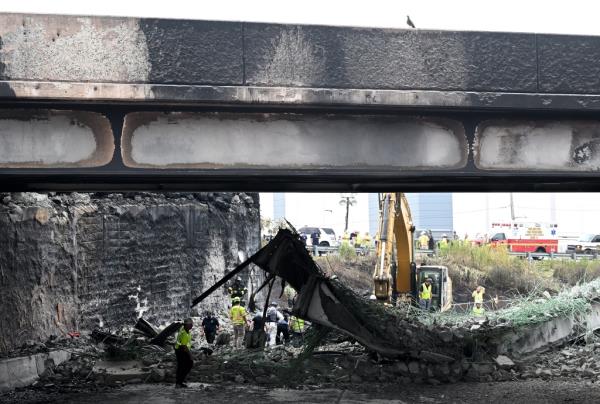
310,245 -> 600,261
507,251 -> 600,260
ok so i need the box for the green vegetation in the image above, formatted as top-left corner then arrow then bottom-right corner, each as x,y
338,241 -> 357,260
544,259 -> 600,285
431,242 -> 557,296
318,239 -> 600,308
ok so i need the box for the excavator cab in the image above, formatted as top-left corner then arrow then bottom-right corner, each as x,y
416,266 -> 452,311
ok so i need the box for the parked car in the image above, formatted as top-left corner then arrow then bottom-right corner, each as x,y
297,226 -> 339,247
566,234 -> 600,254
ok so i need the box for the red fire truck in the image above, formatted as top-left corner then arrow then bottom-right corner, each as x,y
488,222 -> 559,254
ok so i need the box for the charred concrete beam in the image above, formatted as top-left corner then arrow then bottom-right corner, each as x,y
475,120 -> 600,171
2,110 -> 600,191
2,13 -> 600,110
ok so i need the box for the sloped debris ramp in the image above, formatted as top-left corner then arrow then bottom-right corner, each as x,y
193,229 -> 466,360
192,229 -> 600,361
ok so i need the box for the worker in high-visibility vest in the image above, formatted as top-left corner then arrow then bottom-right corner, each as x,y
174,318 -> 194,388
342,231 -> 350,244
439,234 -> 449,249
354,231 -> 363,248
473,302 -> 485,316
418,231 -> 429,249
419,278 -> 433,310
361,232 -> 372,251
289,315 -> 305,346
230,297 -> 247,349
290,316 -> 305,335
472,286 -> 485,304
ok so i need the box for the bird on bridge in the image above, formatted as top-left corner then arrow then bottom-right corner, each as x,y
406,15 -> 416,29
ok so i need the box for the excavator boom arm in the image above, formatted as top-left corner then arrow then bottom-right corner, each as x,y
373,193 -> 415,301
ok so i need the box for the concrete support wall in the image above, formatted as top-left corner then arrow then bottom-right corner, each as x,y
0,192 -> 260,352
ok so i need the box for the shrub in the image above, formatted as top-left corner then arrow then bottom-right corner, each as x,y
550,259 -> 600,286
338,241 -> 357,260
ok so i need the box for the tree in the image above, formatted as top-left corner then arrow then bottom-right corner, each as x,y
339,194 -> 357,232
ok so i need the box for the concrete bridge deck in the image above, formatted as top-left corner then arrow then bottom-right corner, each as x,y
2,13 -> 600,191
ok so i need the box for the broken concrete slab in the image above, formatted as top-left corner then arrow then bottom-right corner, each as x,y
495,355 -> 515,368
0,350 -> 71,392
92,360 -> 150,384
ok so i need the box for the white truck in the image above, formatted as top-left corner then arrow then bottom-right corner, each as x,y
566,234 -> 600,254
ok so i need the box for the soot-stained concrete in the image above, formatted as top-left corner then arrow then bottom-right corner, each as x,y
0,192 -> 260,353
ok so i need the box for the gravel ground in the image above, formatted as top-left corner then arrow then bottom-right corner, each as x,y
3,379 -> 600,404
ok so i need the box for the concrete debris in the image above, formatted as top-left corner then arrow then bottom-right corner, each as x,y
134,318 -> 159,339
494,355 -> 515,368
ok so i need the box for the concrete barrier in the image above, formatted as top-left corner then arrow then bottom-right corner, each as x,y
0,350 -> 71,392
494,301 -> 600,357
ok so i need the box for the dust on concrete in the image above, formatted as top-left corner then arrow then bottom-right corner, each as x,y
3,379 -> 600,403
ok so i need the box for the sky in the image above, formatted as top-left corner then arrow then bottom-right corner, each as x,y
4,0 -> 600,237
3,0 -> 600,36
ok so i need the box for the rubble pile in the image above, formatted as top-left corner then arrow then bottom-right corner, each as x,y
520,340 -> 600,381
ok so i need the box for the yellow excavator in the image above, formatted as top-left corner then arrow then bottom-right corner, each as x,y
373,193 -> 452,311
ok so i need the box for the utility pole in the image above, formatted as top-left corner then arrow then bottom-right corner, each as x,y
510,193 -> 515,221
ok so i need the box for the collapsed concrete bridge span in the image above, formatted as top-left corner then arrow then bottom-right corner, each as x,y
195,228 -> 600,361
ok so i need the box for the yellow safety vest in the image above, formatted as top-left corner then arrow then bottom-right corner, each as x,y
418,235 -> 429,249
361,235 -> 372,247
472,290 -> 484,303
175,326 -> 192,350
290,316 -> 305,333
420,284 -> 431,300
473,306 -> 485,316
230,305 -> 247,325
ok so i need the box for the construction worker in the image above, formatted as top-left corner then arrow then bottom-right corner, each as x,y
472,286 -> 485,305
265,302 -> 284,347
244,314 -> 267,349
473,302 -> 485,316
418,231 -> 429,249
284,284 -> 297,308
342,231 -> 351,245
228,276 -> 247,305
174,318 -> 194,388
427,230 -> 435,251
419,278 -> 433,310
230,297 -> 247,348
289,315 -> 305,346
354,231 -> 363,249
276,314 -> 290,345
361,232 -> 372,255
439,234 -> 449,249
